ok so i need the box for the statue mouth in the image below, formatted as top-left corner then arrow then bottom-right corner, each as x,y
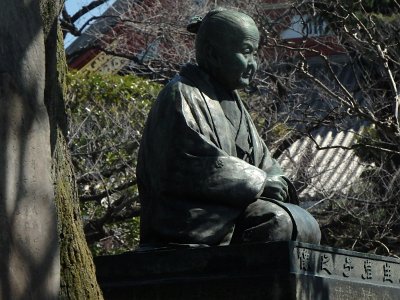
242,72 -> 252,79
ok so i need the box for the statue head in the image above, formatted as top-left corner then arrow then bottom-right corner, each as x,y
190,9 -> 260,91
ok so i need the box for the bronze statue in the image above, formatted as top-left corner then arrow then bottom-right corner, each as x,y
137,9 -> 321,248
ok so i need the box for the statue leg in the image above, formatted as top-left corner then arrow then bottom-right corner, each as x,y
279,201 -> 321,244
230,199 -> 321,244
230,199 -> 293,244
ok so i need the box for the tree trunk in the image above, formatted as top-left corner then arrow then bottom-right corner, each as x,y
0,0 -> 103,298
41,0 -> 104,299
0,1 -> 59,298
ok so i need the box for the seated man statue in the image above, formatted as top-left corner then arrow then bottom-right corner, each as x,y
137,8 -> 321,248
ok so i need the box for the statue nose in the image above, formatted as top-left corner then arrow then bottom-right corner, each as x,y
249,56 -> 257,72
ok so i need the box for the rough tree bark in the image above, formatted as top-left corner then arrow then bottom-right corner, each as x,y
41,0 -> 104,299
0,1 -> 59,299
0,0 -> 102,298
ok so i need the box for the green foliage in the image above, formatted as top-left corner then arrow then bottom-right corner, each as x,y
354,125 -> 381,163
67,71 -> 159,120
66,71 -> 161,255
270,122 -> 292,139
355,125 -> 400,170
90,217 -> 141,256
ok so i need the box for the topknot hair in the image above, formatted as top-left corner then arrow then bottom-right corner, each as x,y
186,8 -> 227,34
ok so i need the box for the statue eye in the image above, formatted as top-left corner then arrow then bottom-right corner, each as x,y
242,48 -> 252,54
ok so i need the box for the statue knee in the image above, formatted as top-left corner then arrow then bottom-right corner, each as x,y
240,206 -> 294,243
294,215 -> 321,244
268,209 -> 293,241
284,203 -> 321,244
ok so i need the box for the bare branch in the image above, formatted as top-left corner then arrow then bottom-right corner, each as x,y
71,0 -> 108,23
80,179 -> 137,202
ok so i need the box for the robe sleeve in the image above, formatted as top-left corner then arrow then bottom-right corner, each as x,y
258,141 -> 284,176
258,141 -> 299,204
153,82 -> 267,208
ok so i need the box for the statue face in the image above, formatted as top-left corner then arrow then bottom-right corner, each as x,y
211,21 -> 259,91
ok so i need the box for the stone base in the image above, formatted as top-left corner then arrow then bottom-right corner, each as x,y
95,242 -> 400,299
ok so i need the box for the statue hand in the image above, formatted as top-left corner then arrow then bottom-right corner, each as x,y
261,176 -> 289,202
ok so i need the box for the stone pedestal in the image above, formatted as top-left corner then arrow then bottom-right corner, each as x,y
95,242 -> 400,299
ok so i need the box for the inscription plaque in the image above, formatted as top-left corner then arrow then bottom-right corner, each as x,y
343,257 -> 354,277
96,241 -> 400,299
292,243 -> 400,288
320,253 -> 332,274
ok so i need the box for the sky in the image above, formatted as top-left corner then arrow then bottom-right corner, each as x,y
64,0 -> 116,47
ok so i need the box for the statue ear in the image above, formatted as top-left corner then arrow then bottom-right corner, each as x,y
204,42 -> 222,69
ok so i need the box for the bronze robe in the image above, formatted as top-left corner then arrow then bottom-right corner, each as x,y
137,64 -> 292,246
